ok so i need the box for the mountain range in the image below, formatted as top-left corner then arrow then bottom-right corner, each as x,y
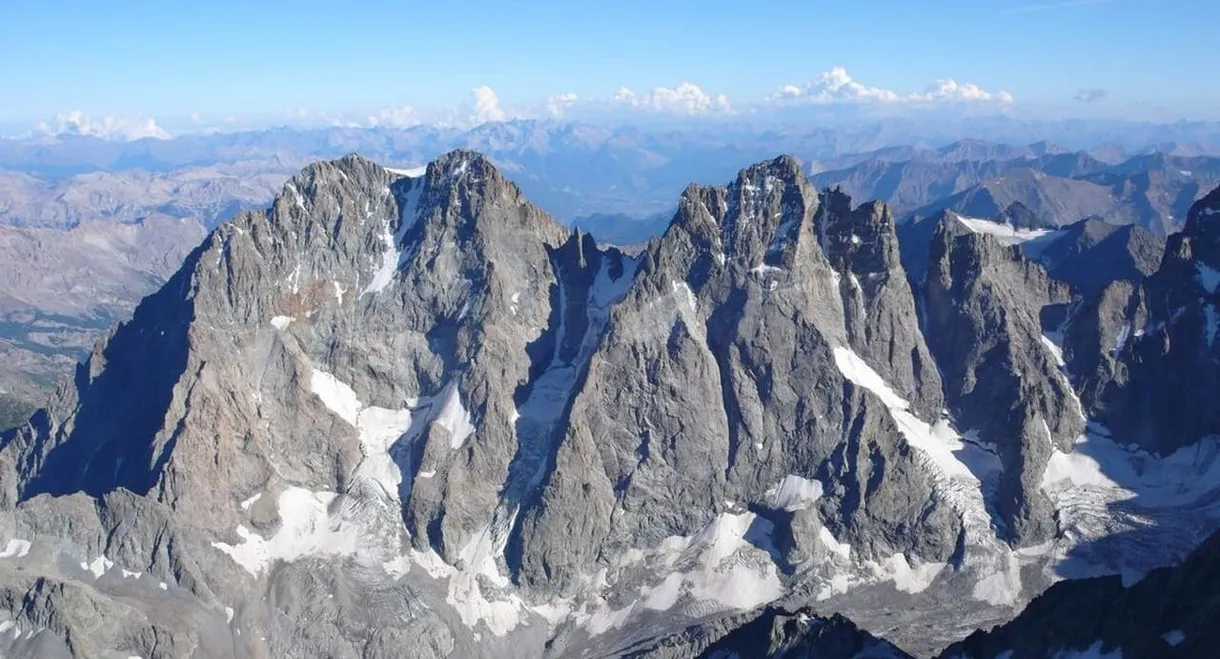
812,147 -> 1220,235
3,122 -> 1220,426
0,149 -> 1217,657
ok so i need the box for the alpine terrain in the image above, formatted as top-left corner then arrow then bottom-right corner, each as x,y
1,150 -> 1218,658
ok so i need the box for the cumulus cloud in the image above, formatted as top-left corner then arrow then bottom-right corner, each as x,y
1074,88 -> 1107,103
545,92 -> 579,118
37,110 -> 169,140
614,82 -> 732,115
767,67 -> 900,104
469,85 -> 507,125
912,78 -> 1015,104
767,67 -> 1013,106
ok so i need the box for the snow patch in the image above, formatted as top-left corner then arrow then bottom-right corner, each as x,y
0,539 -> 30,559
269,315 -> 293,330
386,165 -> 427,178
749,264 -> 784,276
225,607 -> 234,624
956,215 -> 1054,245
1042,334 -> 1087,423
333,282 -> 346,305
434,384 -> 476,449
971,551 -> 1021,606
674,514 -> 784,607
870,553 -> 947,594
1162,629 -> 1186,647
240,493 -> 262,511
211,487 -> 359,576
1043,431 -> 1220,507
819,526 -> 852,560
81,556 -> 114,579
1041,335 -> 1066,367
583,512 -> 784,634
353,405 -> 416,499
310,368 -> 361,426
832,347 -> 1001,484
671,280 -> 698,313
310,367 -> 418,501
1112,323 -> 1131,354
767,475 -> 823,512
361,179 -> 423,297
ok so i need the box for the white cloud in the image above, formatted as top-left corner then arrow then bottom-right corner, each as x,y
912,78 -> 1015,104
36,110 -> 169,140
367,105 -> 421,128
767,67 -> 1013,106
469,85 -> 507,125
545,92 -> 579,118
768,67 -> 901,105
614,82 -> 733,115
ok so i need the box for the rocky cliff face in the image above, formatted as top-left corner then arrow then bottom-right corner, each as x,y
1074,186 -> 1220,453
0,152 -> 1217,659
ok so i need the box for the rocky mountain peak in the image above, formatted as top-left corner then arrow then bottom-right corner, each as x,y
998,201 -> 1054,231
1,151 -> 1219,659
1183,183 -> 1220,264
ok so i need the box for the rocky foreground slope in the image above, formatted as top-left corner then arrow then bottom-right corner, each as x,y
0,151 -> 1217,658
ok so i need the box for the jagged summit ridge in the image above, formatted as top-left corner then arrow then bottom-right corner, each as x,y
0,154 -> 1218,658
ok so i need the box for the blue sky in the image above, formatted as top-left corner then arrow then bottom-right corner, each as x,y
1,0 -> 1216,136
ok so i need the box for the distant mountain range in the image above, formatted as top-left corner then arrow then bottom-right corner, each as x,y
813,148 -> 1220,234
4,118 -> 1220,224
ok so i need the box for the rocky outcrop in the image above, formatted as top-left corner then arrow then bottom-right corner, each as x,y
939,527 -> 1220,659
1026,217 -> 1166,296
922,218 -> 1083,545
626,606 -> 913,658
1076,186 -> 1220,453
514,159 -> 962,594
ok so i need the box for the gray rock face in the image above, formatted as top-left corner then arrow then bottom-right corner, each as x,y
1025,217 -> 1166,296
816,189 -> 944,419
1075,186 -> 1220,453
0,152 -> 1217,658
996,201 -> 1053,231
922,218 -> 1083,545
514,158 -> 961,594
